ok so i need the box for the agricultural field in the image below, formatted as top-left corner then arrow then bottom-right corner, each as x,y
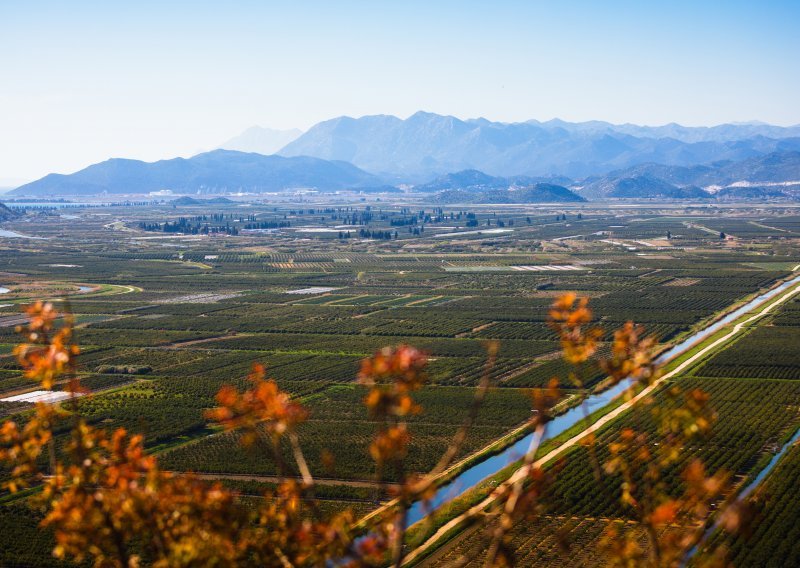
686,287 -> 800,381
417,373 -> 800,567
538,378 -> 800,520
711,443 -> 800,567
0,200 -> 799,565
422,252 -> 800,566
421,516 -> 685,567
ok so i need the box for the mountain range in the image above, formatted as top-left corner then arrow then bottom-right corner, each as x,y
577,151 -> 800,199
418,151 -> 800,201
278,112 -> 800,179
9,150 -> 379,196
7,113 -> 800,201
522,119 -> 800,144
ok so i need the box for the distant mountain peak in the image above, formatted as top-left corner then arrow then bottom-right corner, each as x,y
219,126 -> 302,156
408,110 -> 438,119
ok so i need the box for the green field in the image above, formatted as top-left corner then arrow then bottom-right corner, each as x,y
1,201 -> 799,565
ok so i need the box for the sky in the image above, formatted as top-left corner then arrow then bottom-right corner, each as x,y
1,0 -> 799,183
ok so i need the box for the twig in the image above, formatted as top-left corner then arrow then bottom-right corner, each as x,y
483,420 -> 548,567
288,430 -> 313,487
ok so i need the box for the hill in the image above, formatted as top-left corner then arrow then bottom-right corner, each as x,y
279,111 -> 800,179
578,152 -> 800,199
416,170 -> 509,192
169,196 -> 236,206
414,170 -> 571,191
508,183 -> 586,203
415,169 -> 583,202
579,175 -> 708,199
10,150 -> 380,196
435,186 -> 584,205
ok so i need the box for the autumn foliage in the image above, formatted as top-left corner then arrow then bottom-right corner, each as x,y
0,298 -> 748,567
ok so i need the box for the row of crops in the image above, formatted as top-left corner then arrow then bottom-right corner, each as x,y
1,203 -> 799,566
159,385 -> 535,482
713,443 -> 800,567
693,315 -> 800,380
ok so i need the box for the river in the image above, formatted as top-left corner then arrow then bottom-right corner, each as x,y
405,273 -> 800,526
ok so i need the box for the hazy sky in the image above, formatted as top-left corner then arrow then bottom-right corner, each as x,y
2,0 -> 799,182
